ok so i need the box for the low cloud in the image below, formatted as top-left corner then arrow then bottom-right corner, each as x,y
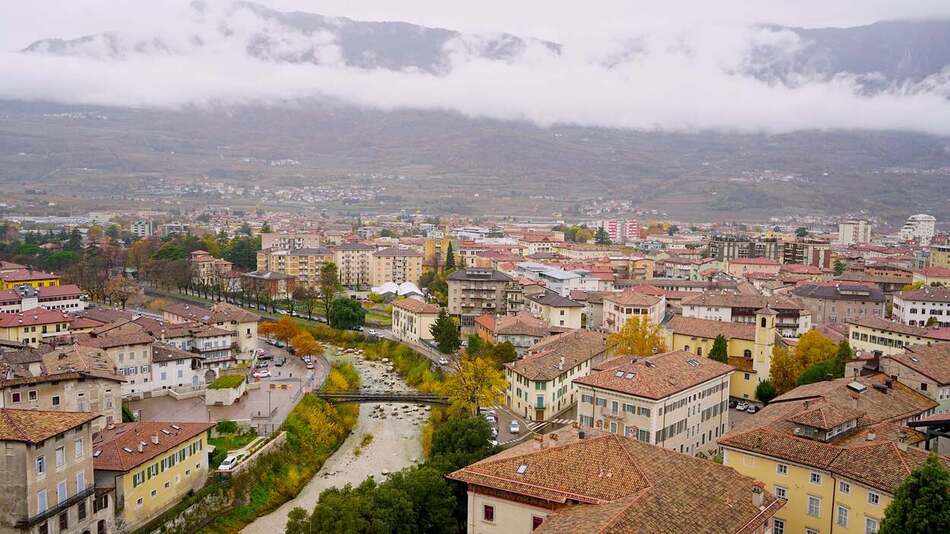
1,0 -> 949,135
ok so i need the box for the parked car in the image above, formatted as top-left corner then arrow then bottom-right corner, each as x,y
219,453 -> 245,471
275,341 -> 286,348
306,362 -> 314,370
303,356 -> 312,364
746,405 -> 759,414
509,421 -> 520,434
255,361 -> 269,369
735,402 -> 749,411
252,369 -> 271,379
275,356 -> 287,367
438,357 -> 449,366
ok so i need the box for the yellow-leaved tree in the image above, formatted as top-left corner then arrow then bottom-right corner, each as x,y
768,329 -> 837,393
259,315 -> 299,344
607,315 -> 666,356
445,355 -> 505,416
291,330 -> 323,358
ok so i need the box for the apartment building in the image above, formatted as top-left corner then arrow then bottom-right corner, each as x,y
707,235 -> 780,261
680,292 -> 811,337
131,316 -> 234,372
162,302 -> 259,354
188,250 -> 232,286
448,426 -> 784,534
74,322 -> 155,399
892,286 -> 950,327
782,239 -> 833,268
240,271 -> 296,300
898,213 -> 936,244
370,247 -> 424,287
931,244 -> 950,269
504,330 -> 609,422
260,231 -> 322,251
720,375 -> 941,534
256,247 -> 334,288
0,344 -> 124,431
913,266 -> 950,287
335,243 -> 374,289
525,290 -> 583,329
150,344 -> 206,391
0,285 -> 88,314
447,269 -> 513,331
474,312 -> 550,355
575,350 -> 732,456
0,309 -> 72,347
792,281 -> 885,325
93,421 -> 213,531
391,298 -> 440,345
847,317 -> 950,356
725,257 -> 781,277
601,290 -> 665,333
130,220 -> 152,238
880,343 -> 950,413
0,269 -> 60,290
0,409 -> 111,534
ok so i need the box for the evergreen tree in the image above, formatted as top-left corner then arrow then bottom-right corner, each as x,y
755,380 -> 777,404
833,259 -> 846,276
430,308 -> 461,354
260,221 -> 272,233
880,454 -> 950,534
833,340 -> 852,376
594,226 -> 611,245
709,335 -> 729,363
444,242 -> 456,271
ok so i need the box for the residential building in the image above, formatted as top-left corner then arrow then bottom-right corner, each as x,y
898,213 -> 936,244
525,290 -> 583,329
892,286 -> 950,327
847,317 -> 950,356
130,220 -> 152,238
131,317 -> 234,376
725,257 -> 782,278
666,309 -> 780,401
707,235 -> 780,261
255,247 -> 334,287
720,375 -> 942,534
837,219 -> 871,245
0,344 -> 124,431
188,250 -> 232,286
0,409 -> 110,534
880,343 -> 950,413
260,231 -> 322,251
504,330 -> 609,422
157,223 -> 190,237
391,299 -> 441,345
574,350 -> 732,456
447,269 -> 514,331
335,243 -> 375,288
150,344 -> 205,391
370,248 -> 424,287
0,309 -> 72,347
240,271 -> 296,300
930,244 -> 950,269
792,281 -> 885,325
680,292 -> 811,337
0,269 -> 60,290
0,284 -> 87,314
447,426 -> 784,534
512,263 -> 583,297
913,266 -> 950,287
474,312 -> 551,355
74,321 -> 155,399
161,303 -> 259,354
93,421 -> 213,531
601,290 -> 665,333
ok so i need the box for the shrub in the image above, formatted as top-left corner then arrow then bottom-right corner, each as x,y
216,419 -> 239,434
208,374 -> 246,390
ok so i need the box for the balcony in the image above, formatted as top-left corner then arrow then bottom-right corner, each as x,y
600,407 -> 624,420
17,485 -> 96,528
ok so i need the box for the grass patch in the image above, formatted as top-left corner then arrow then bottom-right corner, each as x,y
359,433 -> 374,448
207,374 -> 246,390
361,339 -> 445,394
209,433 -> 256,452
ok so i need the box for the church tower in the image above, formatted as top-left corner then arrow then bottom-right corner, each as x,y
753,307 -> 777,383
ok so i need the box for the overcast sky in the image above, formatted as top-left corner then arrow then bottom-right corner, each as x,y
2,0 -> 950,135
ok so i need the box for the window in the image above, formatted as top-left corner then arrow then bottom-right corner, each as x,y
36,455 -> 46,475
868,491 -> 880,505
839,480 -> 850,494
532,516 -> 544,530
810,472 -> 821,484
772,518 -> 784,534
55,447 -> 65,468
58,512 -> 68,531
11,392 -> 20,403
51,396 -> 60,406
77,470 -> 86,492
774,485 -> 787,499
57,480 -> 68,504
78,500 -> 87,521
39,523 -> 48,534
805,529 -> 818,534
807,495 -> 821,517
37,489 -> 48,513
136,497 -> 143,507
776,464 -> 788,475
75,439 -> 83,459
28,390 -> 37,401
866,518 -> 879,534
483,505 -> 495,522
837,506 -> 849,527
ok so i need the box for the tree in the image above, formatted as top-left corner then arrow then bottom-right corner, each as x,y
879,454 -> 950,534
607,315 -> 666,356
445,355 -> 505,416
260,221 -> 272,233
833,340 -> 852,377
594,226 -> 611,245
65,228 -> 83,251
105,276 -> 138,309
291,330 -> 323,358
430,308 -> 461,354
755,380 -> 777,404
319,263 -> 341,319
901,281 -> 925,292
466,334 -> 484,356
430,417 -> 494,470
293,286 -> 319,320
238,222 -> 252,236
768,345 -> 799,394
709,334 -> 729,363
833,259 -> 847,276
491,341 -> 517,366
926,316 -> 939,327
328,298 -> 366,330
259,316 -> 299,344
575,227 -> 594,243
666,225 -> 679,236
443,242 -> 456,271
795,227 -> 809,238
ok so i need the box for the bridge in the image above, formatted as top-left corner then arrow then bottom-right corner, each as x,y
316,391 -> 450,404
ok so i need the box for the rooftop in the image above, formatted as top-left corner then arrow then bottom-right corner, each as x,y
0,408 -> 99,444
507,330 -> 609,381
93,421 -> 214,472
391,298 -> 440,315
527,289 -> 584,308
883,343 -> 950,385
576,350 -> 733,400
667,316 -> 756,341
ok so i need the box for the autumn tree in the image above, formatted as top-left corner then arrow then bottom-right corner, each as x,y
291,330 -> 323,358
709,334 -> 729,363
607,315 -> 666,356
105,276 -> 138,309
293,286 -> 320,320
445,355 -> 505,416
768,345 -> 799,394
259,316 -> 299,344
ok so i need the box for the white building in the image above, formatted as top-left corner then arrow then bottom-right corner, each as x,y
513,262 -> 583,297
899,214 -> 936,244
892,287 -> 950,327
150,343 -> 206,390
0,284 -> 88,313
602,290 -> 666,333
837,219 -> 871,245
131,220 -> 152,238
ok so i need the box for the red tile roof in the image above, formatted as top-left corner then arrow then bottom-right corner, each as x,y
576,350 -> 733,400
93,421 -> 213,472
0,408 -> 98,443
667,316 -> 756,341
0,308 -> 71,328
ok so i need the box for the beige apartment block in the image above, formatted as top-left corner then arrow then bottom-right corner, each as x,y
391,298 -> 441,345
447,269 -> 514,331
370,248 -> 424,287
335,243 -> 375,288
256,247 -> 334,288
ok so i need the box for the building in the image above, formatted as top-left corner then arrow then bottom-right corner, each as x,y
504,330 -> 609,422
707,235 -> 780,261
525,290 -> 583,329
74,321 -> 155,399
150,343 -> 206,391
0,284 -> 87,314
931,244 -> 950,269
161,302 -> 259,355
0,269 -> 60,290
880,343 -> 950,413
0,309 -> 72,347
601,290 -> 665,333
391,299 -> 441,345
474,313 -> 551,355
188,250 -> 232,286
720,374 -> 943,534
837,219 -> 871,245
255,247 -> 334,288
260,231 -> 322,251
680,292 -> 812,337
0,409 -> 111,534
93,421 -> 213,531
898,213 -> 936,244
334,243 -> 374,289
240,271 -> 296,300
667,310 -> 780,401
792,281 -> 885,325
574,350 -> 732,456
892,286 -> 950,327
782,239 -> 833,268
157,223 -> 190,237
913,266 -> 950,287
847,317 -> 950,356
447,426 -> 784,534
447,269 -> 514,331
725,257 -> 782,278
130,220 -> 152,238
370,247 -> 424,287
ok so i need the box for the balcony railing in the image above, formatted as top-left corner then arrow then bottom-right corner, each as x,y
17,485 -> 96,528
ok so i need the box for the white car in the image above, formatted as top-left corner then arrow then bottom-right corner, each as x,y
219,454 -> 244,471
438,357 -> 449,366
252,369 -> 271,379
306,362 -> 314,370
735,402 -> 749,411
509,421 -> 520,434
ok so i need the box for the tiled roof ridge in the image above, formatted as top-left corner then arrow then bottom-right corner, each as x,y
0,409 -> 27,440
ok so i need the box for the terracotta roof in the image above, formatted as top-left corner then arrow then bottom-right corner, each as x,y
0,308 -> 71,328
603,289 -> 662,307
792,281 -> 885,302
898,286 -> 950,303
576,351 -> 733,400
680,292 -> 805,311
847,317 -> 950,340
93,421 -> 214,472
494,313 -> 550,338
507,330 -> 609,381
392,298 -> 440,315
372,247 -> 422,257
0,408 -> 99,444
916,266 -> 950,278
36,284 -> 84,298
787,405 -> 865,431
729,257 -> 780,266
667,316 -> 756,341
883,343 -> 950,385
527,289 -> 584,308
449,430 -> 784,534
0,269 -> 58,282
152,343 -> 203,363
74,320 -> 154,349
163,302 -> 259,324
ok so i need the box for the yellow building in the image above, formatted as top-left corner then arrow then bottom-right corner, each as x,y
370,247 -> 424,287
0,308 -> 72,347
0,268 -> 60,289
93,421 -> 213,531
666,308 -> 780,401
847,317 -> 949,356
256,247 -> 334,287
720,374 -> 943,534
930,244 -> 950,269
391,298 -> 440,345
423,237 -> 453,268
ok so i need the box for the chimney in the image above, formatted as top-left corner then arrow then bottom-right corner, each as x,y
803,399 -> 810,410
151,434 -> 160,445
578,430 -> 586,440
752,482 -> 765,507
897,431 -> 909,451
137,442 -> 144,453
850,393 -> 860,410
